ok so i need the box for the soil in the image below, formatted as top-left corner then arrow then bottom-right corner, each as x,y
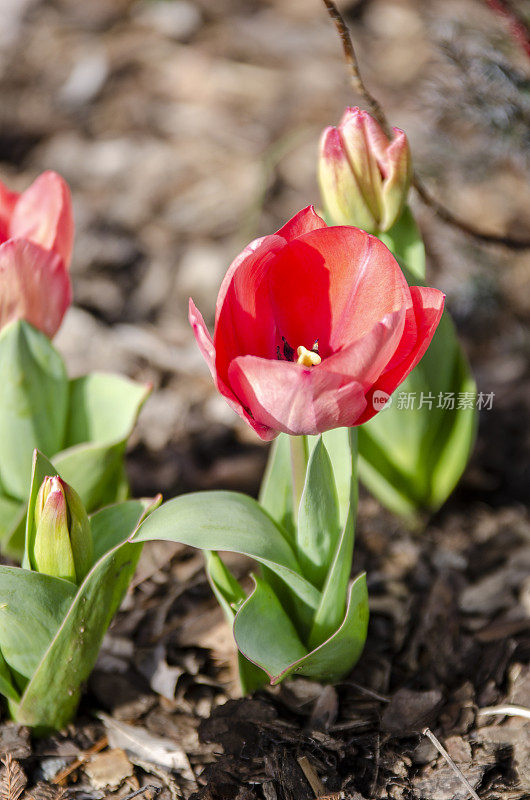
0,1 -> 529,799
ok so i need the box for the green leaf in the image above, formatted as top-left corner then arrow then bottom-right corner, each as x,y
296,437 -> 341,589
258,434 -> 294,541
308,504 -> 355,648
91,499 -> 160,561
10,498 -> 157,732
0,321 -> 68,500
234,572 -> 368,685
0,648 -> 20,703
131,491 -> 320,612
63,373 -> 149,448
234,575 -> 308,679
0,567 -> 76,685
54,441 -> 128,514
308,428 -> 357,530
358,312 -> 477,517
204,550 -> 246,613
204,551 -> 268,694
0,494 -> 24,543
2,374 -> 149,560
380,205 -> 425,281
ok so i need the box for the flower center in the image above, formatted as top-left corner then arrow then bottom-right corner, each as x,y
276,336 -> 321,366
296,345 -> 321,367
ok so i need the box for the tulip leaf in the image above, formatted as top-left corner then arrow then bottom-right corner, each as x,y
10,498 -> 156,732
380,205 -> 425,281
63,373 -> 149,448
259,434 -> 295,541
261,428 -> 357,543
308,503 -> 356,648
54,441 -> 129,516
358,312 -> 477,517
0,320 -> 68,501
235,575 -> 308,678
0,567 -> 76,685
204,551 -> 268,694
131,491 -> 320,611
0,648 -> 20,703
296,437 -> 341,589
309,428 -> 357,531
0,494 -> 23,543
91,498 -> 160,561
234,572 -> 368,685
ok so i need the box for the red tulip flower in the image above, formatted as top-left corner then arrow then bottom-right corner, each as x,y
0,171 -> 74,338
189,207 -> 444,441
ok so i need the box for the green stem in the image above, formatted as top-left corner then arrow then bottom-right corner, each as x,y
289,435 -> 308,523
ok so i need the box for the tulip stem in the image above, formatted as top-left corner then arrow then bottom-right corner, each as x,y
290,435 -> 308,522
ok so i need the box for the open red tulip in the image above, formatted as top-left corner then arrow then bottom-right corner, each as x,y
0,171 -> 73,338
189,207 -> 444,440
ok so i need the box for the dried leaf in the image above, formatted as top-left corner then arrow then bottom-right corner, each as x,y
98,713 -> 194,779
0,755 -> 27,800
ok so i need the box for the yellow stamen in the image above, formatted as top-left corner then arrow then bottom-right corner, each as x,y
296,346 -> 321,367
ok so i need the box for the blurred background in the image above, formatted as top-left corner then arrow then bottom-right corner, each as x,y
1,0 -> 528,505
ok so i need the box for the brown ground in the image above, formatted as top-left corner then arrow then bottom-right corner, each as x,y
0,0 -> 529,798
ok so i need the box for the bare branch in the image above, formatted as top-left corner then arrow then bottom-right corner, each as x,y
321,0 -> 530,250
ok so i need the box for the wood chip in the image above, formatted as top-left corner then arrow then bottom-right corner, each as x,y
84,748 -> 134,790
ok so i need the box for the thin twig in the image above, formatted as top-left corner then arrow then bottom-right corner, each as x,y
321,0 -> 530,250
422,728 -> 481,800
484,0 -> 530,59
320,0 -> 388,132
341,680 -> 390,703
51,736 -> 108,785
413,177 -> 530,249
477,703 -> 530,720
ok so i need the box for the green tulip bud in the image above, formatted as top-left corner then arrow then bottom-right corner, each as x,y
318,107 -> 412,233
32,476 -> 93,584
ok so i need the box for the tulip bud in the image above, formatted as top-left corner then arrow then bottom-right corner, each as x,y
318,107 -> 412,233
32,476 -> 93,584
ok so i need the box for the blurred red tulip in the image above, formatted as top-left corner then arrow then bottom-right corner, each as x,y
189,206 -> 444,440
0,171 -> 73,338
319,107 -> 411,233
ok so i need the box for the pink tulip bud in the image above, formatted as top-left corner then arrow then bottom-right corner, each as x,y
32,476 -> 93,585
0,171 -> 73,338
318,107 -> 412,233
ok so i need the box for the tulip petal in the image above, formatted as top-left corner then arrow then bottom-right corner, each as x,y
322,307 -> 406,387
189,298 -> 275,441
339,108 -> 383,223
318,126 -> 378,232
189,298 -> 216,378
268,226 -> 409,358
0,239 -> 72,338
10,171 -> 74,269
0,182 -> 19,242
213,234 -> 285,383
356,286 -> 445,425
229,356 -> 367,436
275,205 -> 327,241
